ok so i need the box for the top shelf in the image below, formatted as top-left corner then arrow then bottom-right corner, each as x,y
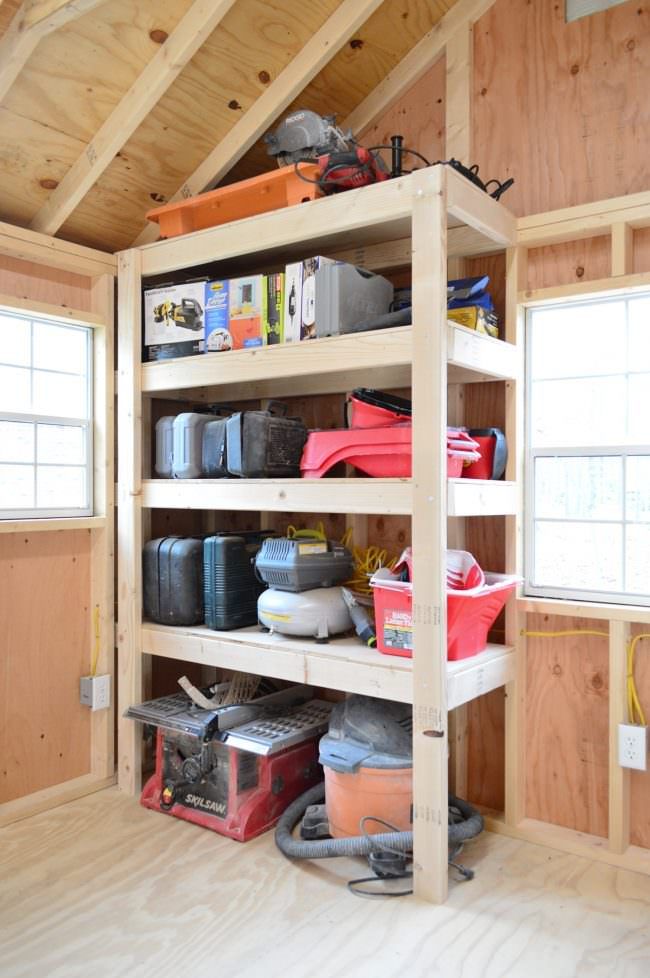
138,166 -> 516,278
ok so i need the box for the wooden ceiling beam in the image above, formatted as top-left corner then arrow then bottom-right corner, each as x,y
29,0 -> 238,236
131,0 -> 385,247
0,0 -> 108,103
0,216 -> 116,276
344,0 -> 497,136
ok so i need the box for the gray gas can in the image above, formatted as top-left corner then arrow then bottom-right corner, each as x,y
155,415 -> 175,477
172,412 -> 210,479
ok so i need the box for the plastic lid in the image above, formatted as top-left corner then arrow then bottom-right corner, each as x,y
319,695 -> 413,773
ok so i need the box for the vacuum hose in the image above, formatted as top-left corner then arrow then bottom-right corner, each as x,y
274,783 -> 483,860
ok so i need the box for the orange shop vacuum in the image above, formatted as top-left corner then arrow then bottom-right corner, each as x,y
274,695 -> 484,893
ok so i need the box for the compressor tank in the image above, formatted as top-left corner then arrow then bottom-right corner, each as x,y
257,586 -> 352,641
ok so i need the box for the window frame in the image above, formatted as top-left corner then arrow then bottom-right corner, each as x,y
0,313 -> 94,521
524,291 -> 650,607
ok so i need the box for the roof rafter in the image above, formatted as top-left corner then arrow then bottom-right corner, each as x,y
0,0 -> 108,103
345,0 -> 497,136
30,0 -> 238,236
131,0 -> 385,247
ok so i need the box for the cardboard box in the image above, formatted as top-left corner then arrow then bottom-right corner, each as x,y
204,276 -> 265,352
229,275 -> 264,349
447,305 -> 499,338
143,281 -> 206,361
283,256 -> 335,341
204,280 -> 231,352
263,273 -> 284,345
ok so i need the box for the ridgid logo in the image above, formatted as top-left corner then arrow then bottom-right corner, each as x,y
185,794 -> 226,816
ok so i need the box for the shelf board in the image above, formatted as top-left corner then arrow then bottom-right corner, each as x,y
142,324 -> 517,400
447,478 -> 517,516
142,477 -> 516,516
447,322 -> 518,384
141,622 -> 515,710
447,644 -> 516,710
139,168 -> 515,278
142,478 -> 411,515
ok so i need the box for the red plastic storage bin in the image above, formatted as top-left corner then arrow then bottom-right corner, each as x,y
371,572 -> 518,661
346,390 -> 411,428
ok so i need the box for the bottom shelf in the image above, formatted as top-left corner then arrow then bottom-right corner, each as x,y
140,623 -> 515,710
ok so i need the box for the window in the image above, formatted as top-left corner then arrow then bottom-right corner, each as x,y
0,311 -> 93,519
526,292 -> 650,605
565,0 -> 627,24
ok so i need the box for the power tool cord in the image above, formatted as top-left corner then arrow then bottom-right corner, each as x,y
347,816 -> 413,898
292,158 -> 376,191
366,144 -> 432,169
292,153 -> 513,199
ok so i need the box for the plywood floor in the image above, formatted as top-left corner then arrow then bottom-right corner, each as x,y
2,788 -> 650,978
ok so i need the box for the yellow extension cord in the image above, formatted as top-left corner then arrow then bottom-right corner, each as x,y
627,634 -> 650,727
522,627 -> 649,727
90,605 -> 100,677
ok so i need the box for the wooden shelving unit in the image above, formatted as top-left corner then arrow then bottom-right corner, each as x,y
117,164 -> 517,904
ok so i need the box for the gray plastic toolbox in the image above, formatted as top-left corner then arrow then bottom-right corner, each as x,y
314,263 -> 394,338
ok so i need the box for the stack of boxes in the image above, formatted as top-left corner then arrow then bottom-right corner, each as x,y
142,256 -> 392,361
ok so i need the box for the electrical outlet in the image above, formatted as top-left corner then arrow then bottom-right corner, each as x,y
618,723 -> 647,771
79,674 -> 111,712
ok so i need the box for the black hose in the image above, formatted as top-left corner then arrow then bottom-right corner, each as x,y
274,784 -> 483,860
344,306 -> 412,334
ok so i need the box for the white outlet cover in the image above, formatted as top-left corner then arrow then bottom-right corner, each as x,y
80,674 -> 111,712
618,723 -> 647,771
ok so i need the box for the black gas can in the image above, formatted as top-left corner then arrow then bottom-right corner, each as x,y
143,536 -> 204,625
226,401 -> 307,478
202,417 -> 230,477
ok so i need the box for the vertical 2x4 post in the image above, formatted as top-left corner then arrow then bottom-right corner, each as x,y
411,167 -> 449,903
117,248 -> 144,795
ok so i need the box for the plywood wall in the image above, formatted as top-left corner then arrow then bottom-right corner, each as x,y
476,0 -> 650,288
0,531 -> 92,802
358,53 -> 447,170
0,260 -> 98,804
525,615 -> 610,838
0,256 -> 92,311
473,0 -> 650,217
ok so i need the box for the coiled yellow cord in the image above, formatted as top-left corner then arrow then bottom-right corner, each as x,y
627,634 -> 650,727
522,627 -> 648,728
287,521 -> 327,541
344,544 -> 397,596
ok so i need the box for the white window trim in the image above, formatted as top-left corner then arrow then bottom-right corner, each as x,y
0,316 -> 94,520
524,294 -> 650,608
